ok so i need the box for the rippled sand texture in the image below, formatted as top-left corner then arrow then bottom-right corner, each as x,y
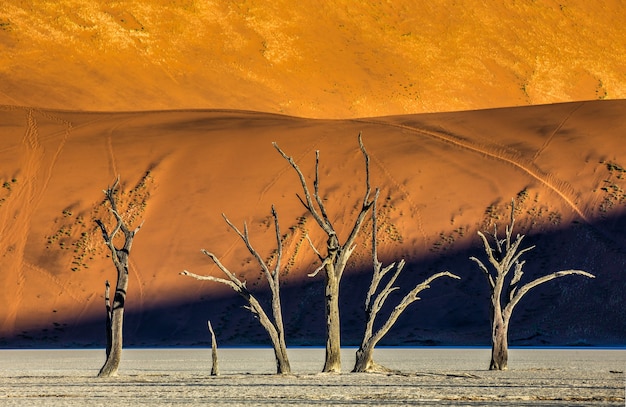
1,2 -> 625,117
0,348 -> 624,406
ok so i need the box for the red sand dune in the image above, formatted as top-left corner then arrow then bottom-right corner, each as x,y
1,1 -> 625,117
0,101 -> 625,347
1,1 -> 625,347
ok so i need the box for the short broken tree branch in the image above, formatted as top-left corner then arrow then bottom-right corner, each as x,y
208,320 -> 219,376
181,206 -> 291,374
304,233 -> 324,261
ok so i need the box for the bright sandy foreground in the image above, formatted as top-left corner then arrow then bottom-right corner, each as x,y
0,348 -> 623,406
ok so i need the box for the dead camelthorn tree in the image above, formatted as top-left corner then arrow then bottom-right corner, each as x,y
470,201 -> 595,371
274,133 -> 376,373
181,205 -> 291,374
95,176 -> 143,377
354,192 -> 460,373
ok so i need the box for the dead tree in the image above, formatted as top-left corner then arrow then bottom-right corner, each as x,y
470,201 -> 595,370
95,177 -> 143,377
181,205 -> 291,374
354,192 -> 460,372
208,320 -> 219,376
274,133 -> 376,373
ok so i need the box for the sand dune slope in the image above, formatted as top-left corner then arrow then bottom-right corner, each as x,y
0,100 -> 625,347
1,1 -> 625,117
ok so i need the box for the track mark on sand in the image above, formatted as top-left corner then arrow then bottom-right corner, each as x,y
105,116 -> 136,178
1,109 -> 45,333
532,102 -> 585,162
106,134 -> 118,177
129,258 -> 145,334
104,114 -> 143,178
353,118 -> 589,223
367,151 -> 428,251
258,133 -> 330,206
23,261 -> 84,304
33,109 -> 73,205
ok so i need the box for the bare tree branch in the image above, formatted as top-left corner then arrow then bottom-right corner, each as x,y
201,249 -> 247,290
273,142 -> 333,235
505,269 -> 595,319
313,150 -> 332,224
181,269 -> 241,292
307,258 -> 329,278
341,134 -> 376,263
304,233 -> 324,261
271,205 -> 282,279
221,214 -> 274,285
470,255 -> 496,289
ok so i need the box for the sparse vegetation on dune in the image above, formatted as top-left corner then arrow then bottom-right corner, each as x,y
1,1 -> 625,116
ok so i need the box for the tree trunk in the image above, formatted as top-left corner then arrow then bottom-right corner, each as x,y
208,320 -> 219,376
272,345 -> 291,375
98,263 -> 129,377
323,268 -> 341,373
103,281 -> 112,358
490,306 -> 509,371
270,274 -> 290,374
353,344 -> 395,373
353,344 -> 373,373
353,343 -> 377,373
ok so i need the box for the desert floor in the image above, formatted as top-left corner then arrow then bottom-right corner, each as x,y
0,348 -> 623,406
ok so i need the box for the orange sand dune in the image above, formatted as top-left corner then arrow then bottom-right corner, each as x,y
0,100 -> 624,347
1,1 -> 625,117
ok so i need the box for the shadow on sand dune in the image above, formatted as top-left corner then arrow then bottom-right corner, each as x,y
3,210 -> 624,349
